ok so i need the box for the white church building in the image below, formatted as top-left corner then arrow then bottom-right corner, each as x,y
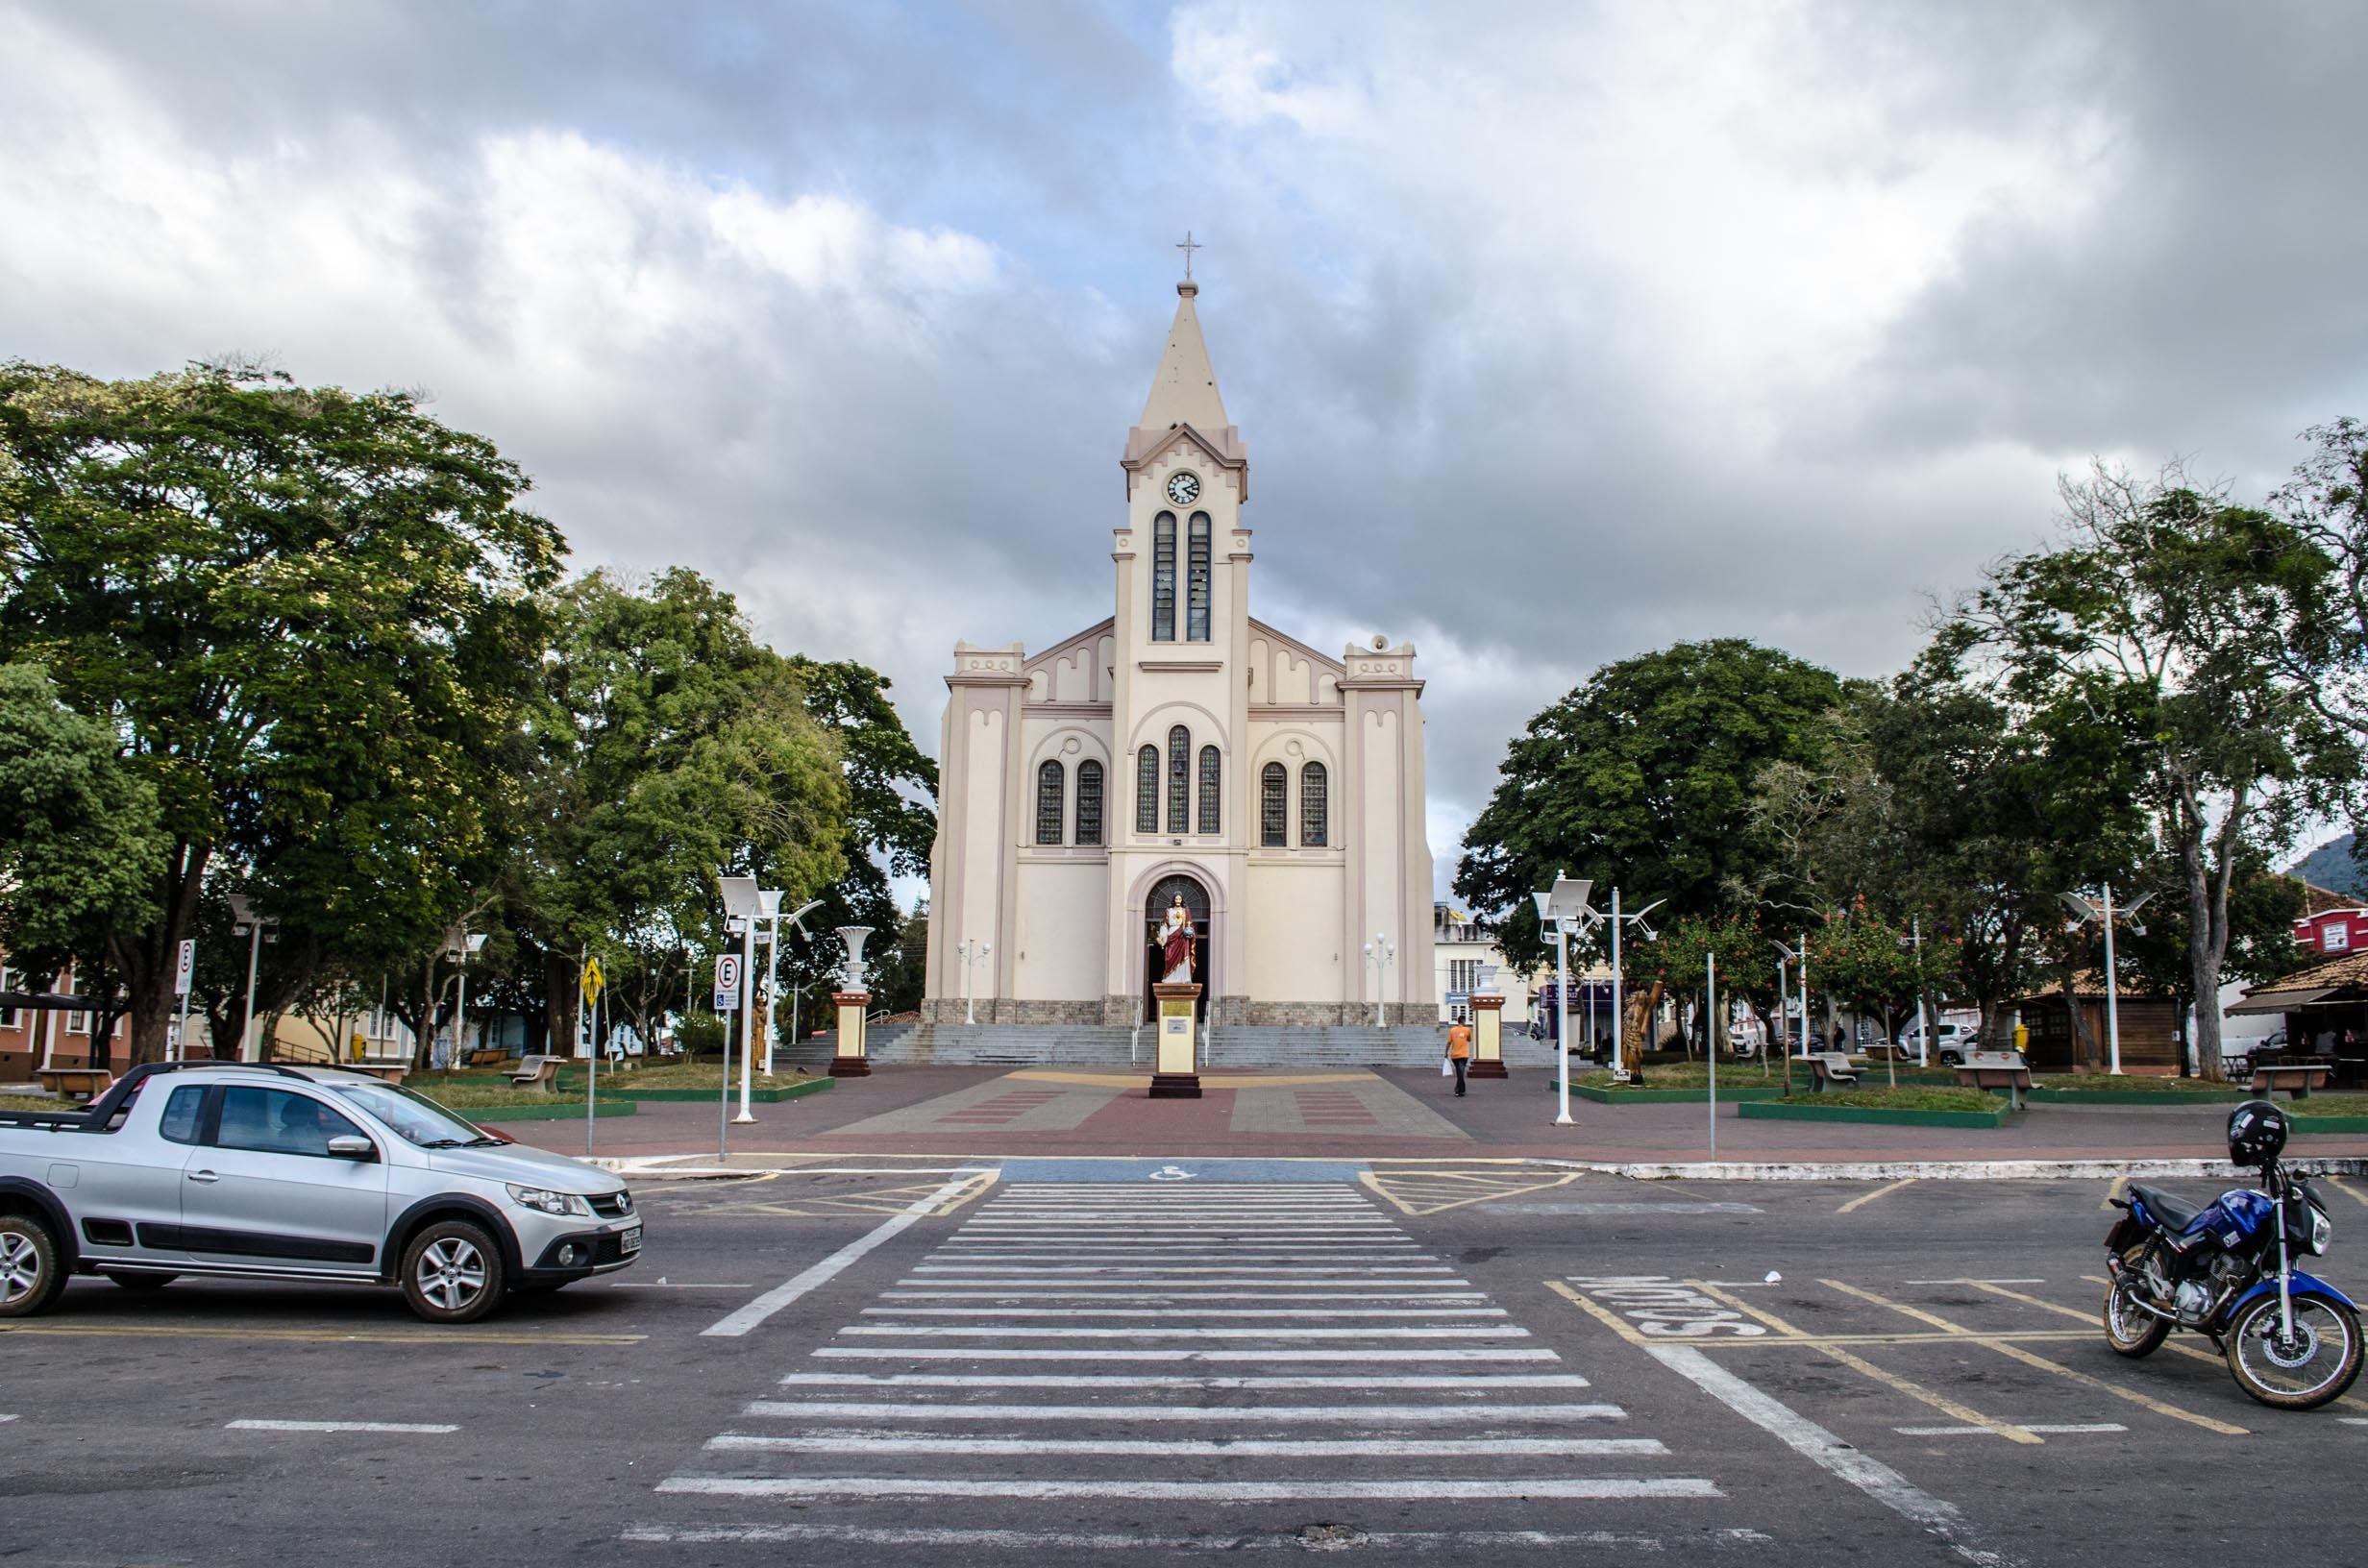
923,278 -> 1437,1029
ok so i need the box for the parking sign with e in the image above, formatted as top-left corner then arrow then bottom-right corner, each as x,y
713,953 -> 742,1011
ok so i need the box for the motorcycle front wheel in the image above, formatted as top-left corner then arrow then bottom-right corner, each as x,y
2103,1275 -> 2168,1358
2224,1290 -> 2364,1409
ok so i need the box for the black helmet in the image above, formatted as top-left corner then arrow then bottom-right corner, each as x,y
2227,1100 -> 2289,1167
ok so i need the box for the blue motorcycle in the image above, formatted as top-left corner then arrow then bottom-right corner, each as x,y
2105,1100 -> 2362,1410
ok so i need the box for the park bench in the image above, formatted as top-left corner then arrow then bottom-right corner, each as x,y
506,1055 -> 561,1090
1955,1051 -> 2033,1111
1807,1052 -> 1859,1093
2253,1063 -> 2334,1100
35,1067 -> 114,1101
463,1048 -> 506,1068
349,1064 -> 409,1085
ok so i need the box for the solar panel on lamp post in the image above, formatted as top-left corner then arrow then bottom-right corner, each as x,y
1532,873 -> 1594,1127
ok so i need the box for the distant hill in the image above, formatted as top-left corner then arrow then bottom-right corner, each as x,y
2291,833 -> 2367,897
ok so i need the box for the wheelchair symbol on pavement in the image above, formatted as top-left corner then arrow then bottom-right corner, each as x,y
1148,1165 -> 1197,1182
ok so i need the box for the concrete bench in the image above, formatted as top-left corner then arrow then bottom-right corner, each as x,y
506,1055 -> 561,1090
463,1048 -> 507,1068
349,1064 -> 409,1085
2254,1064 -> 2334,1100
1862,1042 -> 1912,1064
1956,1052 -> 2033,1111
1807,1052 -> 1859,1092
35,1067 -> 113,1101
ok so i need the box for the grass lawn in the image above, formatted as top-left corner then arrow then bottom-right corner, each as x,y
2287,1094 -> 2368,1118
405,1081 -> 592,1111
1788,1086 -> 2006,1113
1577,1064 -> 1789,1091
0,1094 -> 63,1111
554,1060 -> 821,1090
2033,1073 -> 2241,1093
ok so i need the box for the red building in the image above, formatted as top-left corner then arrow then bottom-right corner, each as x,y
0,959 -> 131,1084
2294,879 -> 2368,958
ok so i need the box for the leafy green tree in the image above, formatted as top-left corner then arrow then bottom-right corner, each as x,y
508,569 -> 849,1065
0,361 -> 561,1062
1641,911 -> 1774,1062
1457,640 -> 1845,966
1809,898 -> 1922,1082
1947,460 -> 2353,1074
0,662 -> 164,974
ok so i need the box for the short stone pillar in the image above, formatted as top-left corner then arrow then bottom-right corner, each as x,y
1149,983 -> 1202,1099
829,990 -> 872,1078
1468,994 -> 1508,1079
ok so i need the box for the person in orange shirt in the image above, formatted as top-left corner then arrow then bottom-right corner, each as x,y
1445,1019 -> 1472,1097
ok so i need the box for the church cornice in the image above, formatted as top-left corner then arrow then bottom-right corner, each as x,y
1025,700 -> 1115,718
1137,658 -> 1223,674
1120,422 -> 1249,502
1249,704 -> 1344,722
1246,619 -> 1348,678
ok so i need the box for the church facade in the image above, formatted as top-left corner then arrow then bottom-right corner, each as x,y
923,280 -> 1437,1028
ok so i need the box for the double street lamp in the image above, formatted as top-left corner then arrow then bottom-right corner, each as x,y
1531,874 -> 1592,1126
955,939 -> 993,1025
226,894 -> 277,1065
1362,935 -> 1395,1028
721,877 -> 783,1123
2062,885 -> 2153,1075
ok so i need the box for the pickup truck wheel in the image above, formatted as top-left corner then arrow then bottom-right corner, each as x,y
400,1220 -> 506,1324
106,1272 -> 178,1292
0,1214 -> 66,1318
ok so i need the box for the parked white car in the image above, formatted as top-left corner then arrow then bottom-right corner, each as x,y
1895,1018 -> 1971,1065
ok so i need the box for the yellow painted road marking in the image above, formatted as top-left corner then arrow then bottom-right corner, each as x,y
1690,1282 -> 2041,1444
2102,1175 -> 2130,1213
0,1324 -> 644,1345
1545,1280 -> 1652,1345
1820,1278 -> 2247,1435
1837,1177 -> 1917,1214
1361,1169 -> 1587,1217
2066,1275 -> 2368,1415
2325,1177 -> 2368,1210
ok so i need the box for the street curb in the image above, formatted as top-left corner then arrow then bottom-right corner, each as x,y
1738,1100 -> 2011,1129
1529,1156 -> 2368,1180
1561,1084 -> 1789,1104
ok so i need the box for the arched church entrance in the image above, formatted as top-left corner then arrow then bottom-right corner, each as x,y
1145,873 -> 1211,1021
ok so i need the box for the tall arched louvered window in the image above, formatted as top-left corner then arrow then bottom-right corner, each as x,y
1075,760 -> 1104,846
1166,725 -> 1191,835
1186,512 -> 1212,642
1035,761 -> 1065,845
1136,746 -> 1159,833
1151,511 -> 1177,642
1196,746 -> 1221,834
1300,761 -> 1328,846
1260,762 -> 1287,846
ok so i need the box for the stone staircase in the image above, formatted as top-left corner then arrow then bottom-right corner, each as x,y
792,1020 -> 1454,1068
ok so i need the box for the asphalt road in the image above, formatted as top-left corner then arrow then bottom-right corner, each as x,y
6,1163 -> 2365,1567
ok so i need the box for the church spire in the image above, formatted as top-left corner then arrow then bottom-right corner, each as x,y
1137,277 -> 1230,433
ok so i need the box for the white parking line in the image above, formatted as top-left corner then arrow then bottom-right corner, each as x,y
881,1291 -> 1489,1302
654,1477 -> 1721,1502
744,1400 -> 1627,1423
1905,1278 -> 2046,1286
1641,1346 -> 2011,1568
0,1414 -> 15,1423
702,1170 -> 987,1338
227,1420 -> 459,1433
704,1433 -> 1668,1458
1894,1424 -> 2126,1436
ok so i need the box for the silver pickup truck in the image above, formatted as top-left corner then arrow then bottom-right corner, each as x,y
0,1062 -> 640,1323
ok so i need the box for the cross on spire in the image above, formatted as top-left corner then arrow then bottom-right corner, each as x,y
1175,230 -> 1202,282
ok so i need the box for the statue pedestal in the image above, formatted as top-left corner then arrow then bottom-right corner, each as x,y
828,990 -> 872,1077
1149,983 -> 1202,1099
1468,994 -> 1509,1078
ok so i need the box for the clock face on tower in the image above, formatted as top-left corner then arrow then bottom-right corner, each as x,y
1165,471 -> 1201,506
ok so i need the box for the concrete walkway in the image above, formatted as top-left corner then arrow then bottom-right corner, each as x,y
504,1064 -> 2368,1167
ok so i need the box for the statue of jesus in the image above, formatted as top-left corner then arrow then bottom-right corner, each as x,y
1159,894 -> 1196,985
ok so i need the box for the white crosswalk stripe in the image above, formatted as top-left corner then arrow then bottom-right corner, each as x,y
637,1181 -> 1738,1548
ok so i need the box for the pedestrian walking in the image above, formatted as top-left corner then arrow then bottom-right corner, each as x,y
1445,1018 -> 1471,1096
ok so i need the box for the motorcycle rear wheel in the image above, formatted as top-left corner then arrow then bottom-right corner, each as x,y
2103,1275 -> 2168,1358
2224,1290 -> 2363,1410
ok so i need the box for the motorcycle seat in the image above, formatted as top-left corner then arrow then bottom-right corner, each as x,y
2129,1183 -> 2205,1232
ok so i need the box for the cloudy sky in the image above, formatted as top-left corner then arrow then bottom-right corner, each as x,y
6,2 -> 2365,897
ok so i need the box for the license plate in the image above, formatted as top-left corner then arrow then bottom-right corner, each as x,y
619,1226 -> 642,1255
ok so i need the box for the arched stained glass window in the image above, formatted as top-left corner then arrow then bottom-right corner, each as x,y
1035,761 -> 1065,845
1196,746 -> 1221,834
1260,762 -> 1287,846
1166,725 -> 1191,835
1075,760 -> 1104,846
1136,746 -> 1159,833
1151,511 -> 1177,642
1300,761 -> 1328,847
1186,512 -> 1212,642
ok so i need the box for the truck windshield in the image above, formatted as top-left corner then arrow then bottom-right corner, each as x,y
323,1082 -> 500,1148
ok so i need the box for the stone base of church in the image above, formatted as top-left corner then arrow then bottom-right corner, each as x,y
919,996 -> 1443,1028
1233,1001 -> 1440,1028
922,997 -> 1105,1025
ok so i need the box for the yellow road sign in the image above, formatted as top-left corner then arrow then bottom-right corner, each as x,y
581,956 -> 604,1004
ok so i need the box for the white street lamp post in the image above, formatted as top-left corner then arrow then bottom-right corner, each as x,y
1596,888 -> 1664,1086
957,940 -> 993,1025
227,894 -> 275,1065
1362,936 -> 1395,1028
2062,884 -> 2154,1075
1532,872 -> 1594,1127
442,927 -> 485,1069
720,877 -> 777,1124
765,900 -> 822,1075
